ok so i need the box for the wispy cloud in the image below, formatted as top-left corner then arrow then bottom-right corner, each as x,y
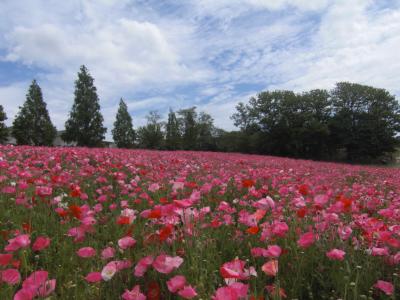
0,0 -> 399,138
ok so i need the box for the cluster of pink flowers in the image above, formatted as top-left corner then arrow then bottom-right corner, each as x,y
0,145 -> 399,298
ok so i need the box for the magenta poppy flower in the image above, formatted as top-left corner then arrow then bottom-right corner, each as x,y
297,232 -> 315,248
1,269 -> 21,285
32,236 -> 51,252
167,275 -> 186,293
101,247 -> 115,260
177,285 -> 198,299
134,256 -> 154,277
262,260 -> 279,277
122,285 -> 146,300
326,249 -> 346,261
76,247 -> 96,258
152,254 -> 183,274
118,236 -> 136,250
5,234 -> 31,252
374,280 -> 394,295
85,272 -> 102,283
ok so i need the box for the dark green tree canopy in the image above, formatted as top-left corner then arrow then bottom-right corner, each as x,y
12,80 -> 56,146
177,107 -> 198,150
62,65 -> 106,147
330,82 -> 400,161
231,82 -> 400,162
137,111 -> 164,149
112,99 -> 135,148
165,109 -> 181,150
0,105 -> 8,144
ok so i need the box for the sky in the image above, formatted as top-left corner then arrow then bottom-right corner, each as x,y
0,0 -> 400,140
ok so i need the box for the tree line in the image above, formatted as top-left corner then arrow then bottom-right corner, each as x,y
0,65 -> 399,163
231,85 -> 400,162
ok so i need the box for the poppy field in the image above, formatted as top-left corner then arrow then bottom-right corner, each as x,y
0,145 -> 399,299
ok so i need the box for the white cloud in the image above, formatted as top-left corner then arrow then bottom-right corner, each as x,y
0,0 -> 399,140
268,0 -> 400,95
0,82 -> 28,125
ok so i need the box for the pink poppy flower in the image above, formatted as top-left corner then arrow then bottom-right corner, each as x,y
371,247 -> 389,256
229,282 -> 249,298
101,263 -> 117,281
212,286 -> 238,300
13,288 -> 36,300
174,199 -> 195,208
22,271 -> 48,290
122,285 -> 146,300
314,194 -> 329,206
212,283 -> 248,300
148,183 -> 160,192
167,275 -> 186,293
114,260 -> 132,271
134,256 -> 154,277
253,197 -> 275,210
37,279 -> 56,297
297,232 -> 315,248
101,247 -> 115,260
271,221 -> 289,237
77,247 -> 96,258
1,269 -> 21,285
5,234 -> 31,252
326,249 -> 345,261
118,236 -> 136,250
32,236 -> 51,252
251,247 -> 268,258
152,254 -> 183,274
374,280 -> 394,295
85,272 -> 102,283
35,186 -> 53,197
265,245 -> 282,258
262,260 -> 279,276
338,226 -> 352,240
220,259 -> 254,280
15,270 -> 56,300
178,285 -> 198,299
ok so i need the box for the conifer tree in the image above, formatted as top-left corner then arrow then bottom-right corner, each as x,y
0,105 -> 8,144
62,65 -> 106,147
112,99 -> 135,148
12,80 -> 56,146
165,109 -> 181,150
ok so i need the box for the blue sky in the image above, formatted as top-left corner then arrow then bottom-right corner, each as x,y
0,0 -> 400,140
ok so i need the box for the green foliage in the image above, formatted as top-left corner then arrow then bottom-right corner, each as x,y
12,80 -> 56,146
197,112 -> 217,151
0,105 -> 8,144
112,99 -> 135,148
175,107 -> 217,151
62,65 -> 106,147
232,83 -> 400,162
165,109 -> 181,150
177,107 -> 198,150
137,111 -> 164,149
330,82 -> 400,162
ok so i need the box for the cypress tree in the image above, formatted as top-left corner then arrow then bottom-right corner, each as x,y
165,109 -> 181,150
12,80 -> 56,146
0,105 -> 8,144
112,99 -> 135,148
62,65 -> 106,147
